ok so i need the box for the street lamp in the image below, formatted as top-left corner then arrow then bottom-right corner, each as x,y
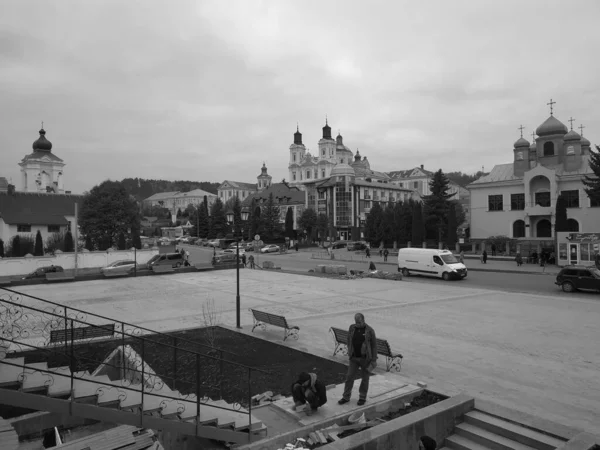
226,211 -> 241,329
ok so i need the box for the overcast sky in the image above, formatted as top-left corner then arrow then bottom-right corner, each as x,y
1,0 -> 599,194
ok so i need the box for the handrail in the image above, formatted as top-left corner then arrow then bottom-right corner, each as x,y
0,287 -> 271,374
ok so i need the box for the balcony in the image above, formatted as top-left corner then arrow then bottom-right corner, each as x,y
525,204 -> 553,216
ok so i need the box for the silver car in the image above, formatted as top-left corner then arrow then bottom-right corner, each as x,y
100,260 -> 137,276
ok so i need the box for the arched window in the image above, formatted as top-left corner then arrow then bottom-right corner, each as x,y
536,219 -> 552,237
543,141 -> 554,156
513,220 -> 525,238
566,218 -> 579,232
516,152 -> 523,160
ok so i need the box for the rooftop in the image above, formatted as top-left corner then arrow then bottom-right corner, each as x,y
242,182 -> 304,206
0,191 -> 83,225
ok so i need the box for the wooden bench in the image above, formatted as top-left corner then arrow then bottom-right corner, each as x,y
329,327 -> 403,372
249,309 -> 299,341
45,272 -> 75,282
49,323 -> 116,344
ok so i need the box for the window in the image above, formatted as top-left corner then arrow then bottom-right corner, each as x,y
293,153 -> 296,162
535,192 -> 550,207
561,190 -> 579,208
516,152 -> 523,160
321,170 -> 325,178
48,225 -> 60,233
322,149 -> 325,156
543,141 -> 554,156
511,193 -> 525,210
513,220 -> 525,238
488,195 -> 503,211
566,218 -> 579,232
399,182 -> 403,187
292,172 -> 296,181
433,256 -> 443,265
314,170 -> 318,179
566,146 -> 575,155
413,182 -> 418,189
17,224 -> 31,232
306,170 -> 311,179
341,159 -> 344,164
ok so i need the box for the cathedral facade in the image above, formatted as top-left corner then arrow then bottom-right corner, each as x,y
19,127 -> 66,193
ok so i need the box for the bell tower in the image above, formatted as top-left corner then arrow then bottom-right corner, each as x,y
288,124 -> 305,185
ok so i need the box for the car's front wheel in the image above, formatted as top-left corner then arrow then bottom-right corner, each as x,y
442,272 -> 450,281
401,268 -> 409,277
561,281 -> 575,293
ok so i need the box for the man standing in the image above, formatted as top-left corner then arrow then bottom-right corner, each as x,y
338,313 -> 377,406
383,248 -> 389,262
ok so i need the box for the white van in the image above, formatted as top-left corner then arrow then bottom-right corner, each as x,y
397,248 -> 467,280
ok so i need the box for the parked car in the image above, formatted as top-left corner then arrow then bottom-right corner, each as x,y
208,239 -> 221,247
100,260 -> 137,276
22,265 -> 64,280
260,244 -> 280,254
555,265 -> 600,293
146,252 -> 185,269
222,248 -> 245,256
196,238 -> 208,246
213,253 -> 241,264
331,241 -> 348,250
348,241 -> 368,251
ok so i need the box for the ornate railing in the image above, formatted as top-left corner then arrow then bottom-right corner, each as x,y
0,287 -> 270,431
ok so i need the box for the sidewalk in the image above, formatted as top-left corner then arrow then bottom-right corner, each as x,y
313,252 -> 561,276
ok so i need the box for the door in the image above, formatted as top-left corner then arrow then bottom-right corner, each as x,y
432,255 -> 444,276
569,244 -> 579,265
577,270 -> 596,290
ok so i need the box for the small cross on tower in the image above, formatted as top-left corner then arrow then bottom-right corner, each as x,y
547,98 -> 556,116
531,132 -> 536,142
568,117 -> 576,130
518,125 -> 525,138
41,121 -> 44,129
579,124 -> 585,136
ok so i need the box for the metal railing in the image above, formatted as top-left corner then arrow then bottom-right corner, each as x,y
0,287 -> 270,432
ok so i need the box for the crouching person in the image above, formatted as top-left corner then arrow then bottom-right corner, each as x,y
291,372 -> 327,415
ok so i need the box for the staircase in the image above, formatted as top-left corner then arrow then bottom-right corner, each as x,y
443,409 -> 566,450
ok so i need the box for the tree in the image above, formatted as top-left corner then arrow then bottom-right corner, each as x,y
176,208 -> 183,218
583,145 -> 600,205
208,197 -> 227,238
232,196 -> 243,236
285,207 -> 294,239
0,239 -> 4,257
447,203 -> 458,248
195,205 -> 209,238
423,169 -> 454,243
401,200 -> 414,244
79,180 -> 141,251
555,194 -> 568,233
34,230 -> 44,256
364,202 -> 384,246
12,235 -> 21,257
411,202 -> 424,247
184,204 -> 195,218
380,205 -> 395,247
262,193 -> 281,239
298,208 -> 317,242
393,202 -> 406,247
117,232 -> 127,250
250,204 -> 262,239
84,234 -> 93,251
316,213 -> 329,244
64,231 -> 74,252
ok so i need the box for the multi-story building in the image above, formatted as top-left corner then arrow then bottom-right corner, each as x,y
218,163 -> 273,203
143,189 -> 217,217
468,106 -> 598,265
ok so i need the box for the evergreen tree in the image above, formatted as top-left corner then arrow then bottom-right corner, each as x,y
197,205 -> 210,238
176,208 -> 183,218
285,207 -> 295,239
411,202 -> 424,247
232,196 -> 243,237
381,205 -> 395,247
583,145 -> 600,205
246,199 -> 257,240
0,239 -> 4,258
401,200 -> 414,244
203,195 -> 209,214
555,194 -> 568,233
209,197 -> 228,239
34,230 -> 44,256
117,232 -> 126,250
316,213 -> 329,244
393,202 -> 406,246
298,208 -> 318,242
423,169 -> 454,243
250,205 -> 262,238
447,203 -> 458,248
132,229 -> 142,249
85,235 -> 94,251
364,202 -> 384,246
64,231 -> 75,252
12,235 -> 21,257
262,193 -> 281,239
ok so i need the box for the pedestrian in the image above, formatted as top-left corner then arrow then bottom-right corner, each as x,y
291,372 -> 327,416
365,247 -> 371,258
383,248 -> 389,262
338,313 -> 378,406
242,253 -> 247,267
419,436 -> 437,450
540,252 -> 546,267
482,250 -> 488,264
459,250 -> 464,264
515,252 -> 523,267
491,243 -> 496,257
368,261 -> 377,271
184,250 -> 190,266
379,247 -> 383,257
295,242 -> 299,252
248,254 -> 255,269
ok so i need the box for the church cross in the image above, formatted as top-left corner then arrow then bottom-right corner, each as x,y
518,125 -> 525,138
547,98 -> 556,115
579,124 -> 585,136
531,132 -> 536,141
568,117 -> 575,130
41,121 -> 44,129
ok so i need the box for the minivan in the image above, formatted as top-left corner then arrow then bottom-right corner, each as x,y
146,252 -> 184,269
397,248 -> 467,280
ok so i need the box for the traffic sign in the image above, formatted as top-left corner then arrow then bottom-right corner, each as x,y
254,234 -> 260,241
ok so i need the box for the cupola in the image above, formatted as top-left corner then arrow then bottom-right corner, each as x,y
293,125 -> 303,145
322,117 -> 332,140
32,128 -> 53,152
535,116 -> 568,137
513,137 -> 530,148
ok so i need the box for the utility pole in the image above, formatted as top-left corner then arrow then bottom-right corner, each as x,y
74,202 -> 79,277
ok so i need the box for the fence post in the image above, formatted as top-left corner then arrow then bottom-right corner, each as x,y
140,338 -> 145,428
196,354 -> 201,432
248,367 -> 252,431
219,350 -> 224,400
121,322 -> 126,380
173,337 -> 178,390
69,318 -> 75,416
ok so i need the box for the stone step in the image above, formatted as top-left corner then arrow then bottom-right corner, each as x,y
446,434 -> 496,450
455,423 -> 538,450
21,362 -> 52,392
465,411 -> 565,450
0,358 -> 25,387
73,373 -> 111,399
47,367 -> 87,397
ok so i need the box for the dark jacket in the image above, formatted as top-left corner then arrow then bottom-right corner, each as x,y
291,375 -> 327,407
347,323 -> 377,363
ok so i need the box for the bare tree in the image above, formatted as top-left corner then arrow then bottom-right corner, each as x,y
201,295 -> 222,350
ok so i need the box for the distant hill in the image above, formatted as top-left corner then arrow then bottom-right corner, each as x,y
120,178 -> 220,201
445,171 -> 488,187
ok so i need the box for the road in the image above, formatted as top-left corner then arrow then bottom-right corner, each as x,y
180,244 -> 598,301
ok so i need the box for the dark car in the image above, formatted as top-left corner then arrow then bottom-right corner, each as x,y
331,241 -> 348,250
348,241 -> 368,251
146,252 -> 185,269
555,265 -> 600,293
23,265 -> 64,280
213,253 -> 241,264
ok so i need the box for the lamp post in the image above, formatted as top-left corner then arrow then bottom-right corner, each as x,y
226,210 -> 241,329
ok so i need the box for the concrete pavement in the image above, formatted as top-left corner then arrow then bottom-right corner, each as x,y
12,269 -> 600,435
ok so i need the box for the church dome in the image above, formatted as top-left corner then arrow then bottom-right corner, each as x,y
513,137 -> 530,148
32,128 -> 52,152
535,116 -> 568,137
530,139 -> 537,150
581,135 -> 590,147
563,130 -> 581,142
330,163 -> 355,178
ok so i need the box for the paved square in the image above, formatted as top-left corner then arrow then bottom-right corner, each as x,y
13,270 -> 600,434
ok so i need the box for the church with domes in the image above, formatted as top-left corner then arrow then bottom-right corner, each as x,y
468,101 -> 598,266
19,127 -> 66,193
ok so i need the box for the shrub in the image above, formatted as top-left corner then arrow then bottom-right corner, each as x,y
45,232 -> 65,254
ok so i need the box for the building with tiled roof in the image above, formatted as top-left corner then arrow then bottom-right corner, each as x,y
0,191 -> 83,245
18,127 -> 67,194
217,167 -> 265,203
467,103 -> 598,266
143,189 -> 217,224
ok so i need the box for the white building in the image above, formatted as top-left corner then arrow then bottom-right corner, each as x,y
18,127 -> 67,194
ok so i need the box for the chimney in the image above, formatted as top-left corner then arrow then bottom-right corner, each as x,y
420,164 -> 424,170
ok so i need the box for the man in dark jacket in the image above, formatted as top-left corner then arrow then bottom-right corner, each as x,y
291,372 -> 327,415
338,313 -> 377,406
